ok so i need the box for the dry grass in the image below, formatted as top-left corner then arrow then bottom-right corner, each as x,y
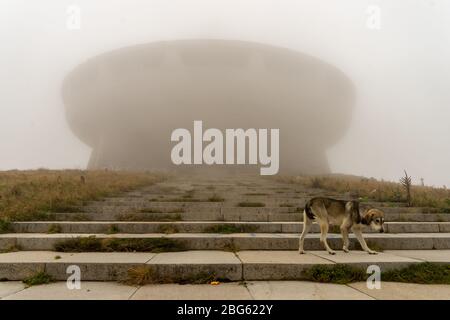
54,236 -> 186,253
106,224 -> 120,234
276,174 -> 450,210
124,266 -> 223,285
303,264 -> 366,284
237,202 -> 266,207
117,213 -> 182,222
47,224 -> 62,234
203,224 -> 258,234
0,169 -> 166,221
156,224 -> 180,234
126,266 -> 156,285
0,244 -> 21,253
207,194 -> 225,202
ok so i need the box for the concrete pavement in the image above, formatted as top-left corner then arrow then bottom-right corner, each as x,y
1,280 -> 449,300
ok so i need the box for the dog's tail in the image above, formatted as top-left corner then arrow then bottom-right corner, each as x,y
304,200 -> 315,220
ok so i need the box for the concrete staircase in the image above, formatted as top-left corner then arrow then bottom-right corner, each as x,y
1,175 -> 450,282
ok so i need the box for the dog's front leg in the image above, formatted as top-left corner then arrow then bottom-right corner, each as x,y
340,218 -> 352,253
352,226 -> 377,254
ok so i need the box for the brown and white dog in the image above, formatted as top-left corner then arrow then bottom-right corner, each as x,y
298,197 -> 385,255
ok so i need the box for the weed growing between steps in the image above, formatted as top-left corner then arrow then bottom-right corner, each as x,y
207,194 -> 225,202
139,208 -> 185,214
117,213 -> 183,222
0,170 -> 166,221
124,263 -> 450,285
47,224 -> 62,234
153,198 -> 202,202
54,236 -> 186,253
125,266 -> 155,285
124,266 -> 230,285
139,208 -> 160,213
0,244 -> 21,253
106,225 -> 120,234
303,263 -> 450,284
383,263 -> 450,284
17,212 -> 57,222
55,236 -> 103,252
0,218 -> 11,233
237,182 -> 257,187
156,224 -> 180,234
303,264 -> 366,284
237,202 -> 266,207
203,224 -> 258,234
105,238 -> 186,252
169,208 -> 186,213
23,271 -> 53,287
71,213 -> 91,221
279,203 -> 294,207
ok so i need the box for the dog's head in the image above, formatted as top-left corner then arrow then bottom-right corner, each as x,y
363,208 -> 385,233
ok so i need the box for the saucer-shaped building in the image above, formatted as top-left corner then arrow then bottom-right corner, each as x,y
62,39 -> 354,174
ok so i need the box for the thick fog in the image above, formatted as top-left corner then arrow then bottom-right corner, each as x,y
1,0 -> 449,186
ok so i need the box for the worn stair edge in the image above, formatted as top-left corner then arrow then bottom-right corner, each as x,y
1,233 -> 450,251
2,250 -> 445,282
33,212 -> 450,222
9,221 -> 450,234
80,204 -> 444,215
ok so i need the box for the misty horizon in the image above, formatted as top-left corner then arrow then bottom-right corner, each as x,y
1,0 -> 450,187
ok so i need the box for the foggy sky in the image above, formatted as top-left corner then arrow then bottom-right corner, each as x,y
1,0 -> 449,186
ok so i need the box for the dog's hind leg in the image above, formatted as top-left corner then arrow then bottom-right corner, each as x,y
341,218 -> 352,253
299,211 -> 312,254
319,222 -> 336,255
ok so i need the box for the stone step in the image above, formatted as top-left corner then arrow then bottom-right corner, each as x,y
139,191 -> 311,197
385,213 -> 450,222
49,211 -> 450,222
51,211 -> 300,222
1,250 -> 448,282
81,204 -> 307,214
10,221 -> 450,234
1,232 -> 450,251
81,203 -> 223,213
94,195 -> 309,203
90,200 -> 307,208
82,201 -> 437,213
0,250 -> 240,281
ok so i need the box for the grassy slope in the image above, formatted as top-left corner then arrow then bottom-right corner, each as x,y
0,170 -> 165,222
276,174 -> 450,210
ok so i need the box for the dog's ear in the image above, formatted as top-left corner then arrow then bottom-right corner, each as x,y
363,209 -> 377,224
